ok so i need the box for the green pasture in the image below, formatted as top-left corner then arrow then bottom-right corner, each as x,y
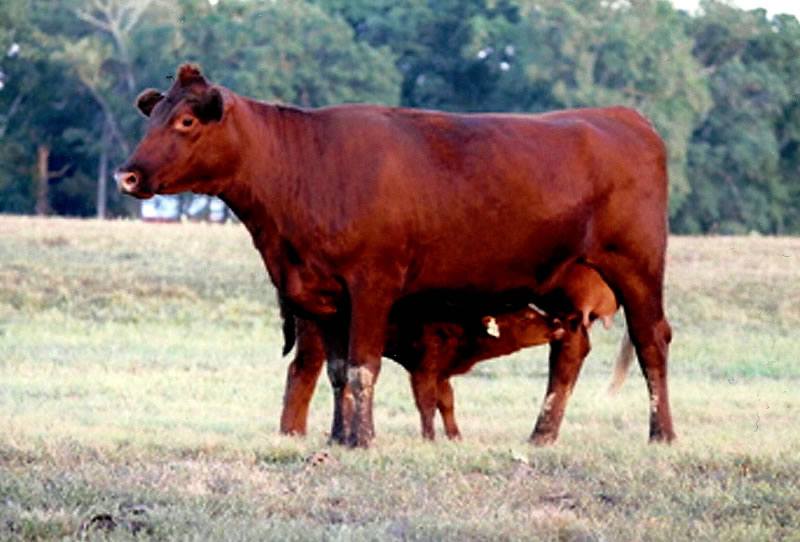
0,216 -> 798,541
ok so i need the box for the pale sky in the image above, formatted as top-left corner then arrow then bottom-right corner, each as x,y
672,0 -> 800,17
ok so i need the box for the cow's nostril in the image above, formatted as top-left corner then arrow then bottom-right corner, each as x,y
114,171 -> 140,193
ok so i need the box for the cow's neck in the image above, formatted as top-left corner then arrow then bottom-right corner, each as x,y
225,98 -> 323,241
217,174 -> 282,284
217,97 -> 328,291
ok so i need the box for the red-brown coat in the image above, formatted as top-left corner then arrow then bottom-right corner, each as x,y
117,64 -> 673,447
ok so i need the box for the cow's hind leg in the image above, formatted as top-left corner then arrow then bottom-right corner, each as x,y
594,250 -> 675,443
634,314 -> 674,443
410,372 -> 438,440
530,320 -> 590,446
614,274 -> 674,442
437,379 -> 461,440
279,318 -> 326,435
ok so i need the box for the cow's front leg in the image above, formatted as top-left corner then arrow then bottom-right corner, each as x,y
319,316 -> 352,445
345,279 -> 399,448
280,317 -> 326,435
530,319 -> 591,446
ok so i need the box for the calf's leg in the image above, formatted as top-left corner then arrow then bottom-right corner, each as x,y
279,317 -> 326,435
530,321 -> 591,446
437,379 -> 461,440
410,372 -> 439,440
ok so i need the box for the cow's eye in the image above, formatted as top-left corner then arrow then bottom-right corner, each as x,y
175,115 -> 196,131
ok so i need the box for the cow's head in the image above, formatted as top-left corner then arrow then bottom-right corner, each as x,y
115,64 -> 238,199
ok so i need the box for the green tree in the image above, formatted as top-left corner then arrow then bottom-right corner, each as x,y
57,0 -> 181,218
177,0 -> 401,107
0,0 -> 97,216
678,1 -> 800,233
316,0 -> 523,111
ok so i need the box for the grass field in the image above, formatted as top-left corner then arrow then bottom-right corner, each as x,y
1,215 -> 799,541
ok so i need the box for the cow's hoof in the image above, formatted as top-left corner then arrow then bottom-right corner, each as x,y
346,429 -> 374,448
279,428 -> 307,437
529,431 -> 558,447
346,437 -> 372,449
648,429 -> 676,444
327,432 -> 349,446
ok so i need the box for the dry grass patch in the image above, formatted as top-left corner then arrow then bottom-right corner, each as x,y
1,216 -> 799,540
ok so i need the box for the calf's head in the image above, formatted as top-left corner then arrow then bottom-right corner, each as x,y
115,64 -> 238,198
483,306 -> 564,347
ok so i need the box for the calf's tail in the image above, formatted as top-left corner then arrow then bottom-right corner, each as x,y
607,331 -> 635,395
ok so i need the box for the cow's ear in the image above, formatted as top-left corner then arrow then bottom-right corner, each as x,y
194,87 -> 224,123
135,89 -> 164,117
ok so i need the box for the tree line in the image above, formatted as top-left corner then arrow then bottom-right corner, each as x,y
1,0 -> 798,234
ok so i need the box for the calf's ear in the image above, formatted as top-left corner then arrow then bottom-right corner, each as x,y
194,87 -> 224,123
135,89 -> 164,117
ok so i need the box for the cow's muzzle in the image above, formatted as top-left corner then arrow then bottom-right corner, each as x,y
114,169 -> 152,198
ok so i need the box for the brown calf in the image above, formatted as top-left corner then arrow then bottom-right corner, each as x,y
281,264 -> 618,440
396,305 -> 563,440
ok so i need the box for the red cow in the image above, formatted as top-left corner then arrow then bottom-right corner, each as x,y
116,64 -> 673,447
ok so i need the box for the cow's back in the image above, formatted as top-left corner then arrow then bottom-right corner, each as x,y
308,105 -> 667,295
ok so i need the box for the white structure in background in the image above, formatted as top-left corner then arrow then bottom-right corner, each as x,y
208,198 -> 226,222
183,194 -> 228,221
141,195 -> 229,222
141,195 -> 180,221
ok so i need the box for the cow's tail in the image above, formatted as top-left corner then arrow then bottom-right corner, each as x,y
278,295 -> 297,357
608,330 -> 635,395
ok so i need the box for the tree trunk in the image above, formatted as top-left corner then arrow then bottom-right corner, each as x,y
96,120 -> 111,219
35,144 -> 50,216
